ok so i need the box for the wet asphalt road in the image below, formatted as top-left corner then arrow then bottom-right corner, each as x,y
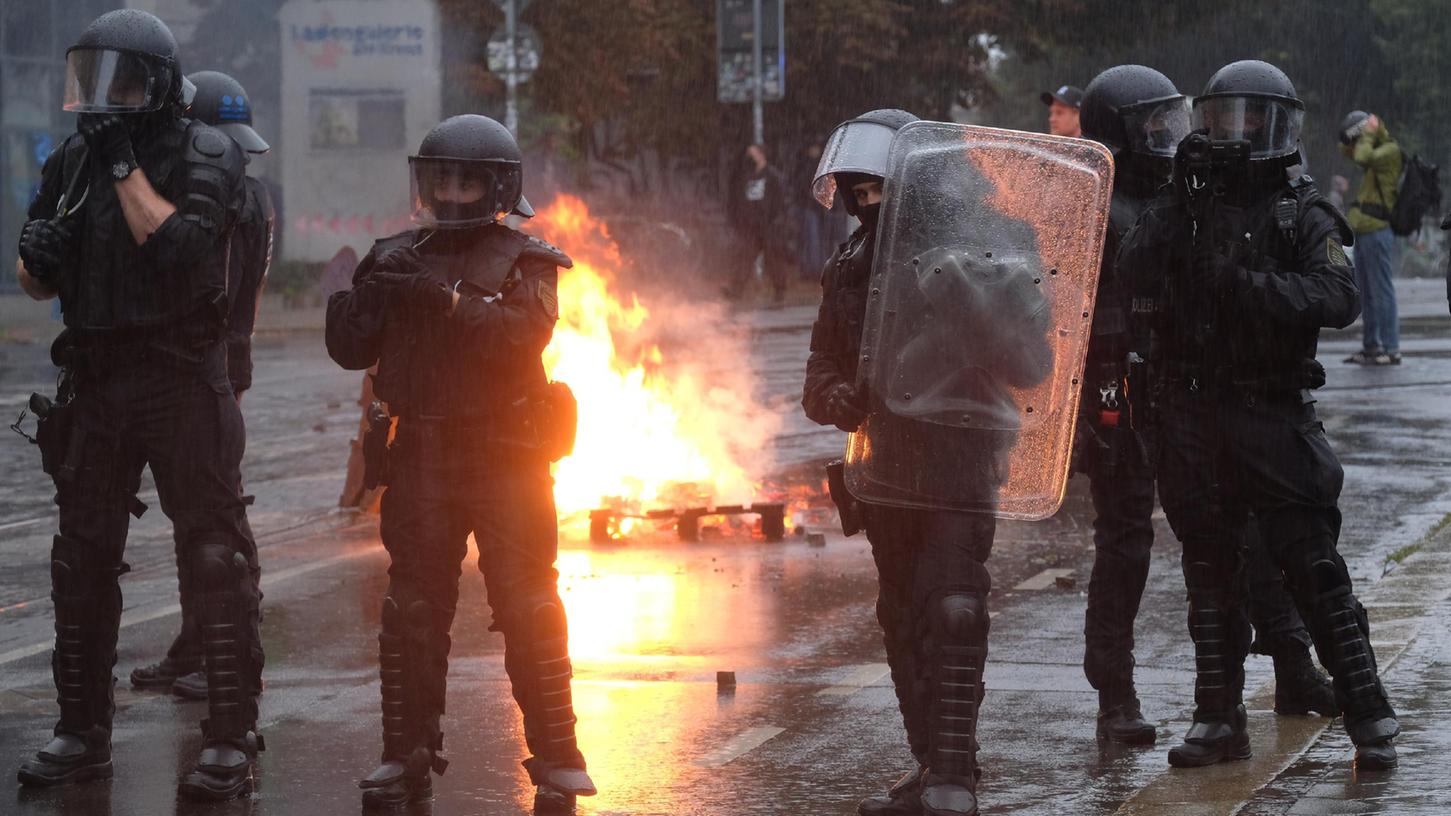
2,280 -> 1451,815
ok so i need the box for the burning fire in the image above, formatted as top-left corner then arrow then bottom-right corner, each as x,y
526,196 -> 773,535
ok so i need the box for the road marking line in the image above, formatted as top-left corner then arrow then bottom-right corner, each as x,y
1013,568 -> 1074,591
817,663 -> 890,697
0,545 -> 380,668
694,726 -> 785,767
0,516 -> 48,533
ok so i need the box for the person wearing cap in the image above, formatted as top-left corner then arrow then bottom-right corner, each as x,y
1041,84 -> 1084,138
1339,111 -> 1403,365
128,70 -> 274,703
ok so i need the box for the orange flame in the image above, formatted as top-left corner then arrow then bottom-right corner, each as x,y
526,196 -> 774,535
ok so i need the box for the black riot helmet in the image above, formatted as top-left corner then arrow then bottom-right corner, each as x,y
1192,60 -> 1304,162
812,108 -> 919,215
186,71 -> 269,154
64,9 -> 192,114
1080,65 -> 1191,159
409,114 -> 531,229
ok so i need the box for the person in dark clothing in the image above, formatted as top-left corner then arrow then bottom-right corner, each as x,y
805,108 -> 1011,816
129,69 -> 274,701
1118,60 -> 1399,771
13,10 -> 260,800
724,142 -> 789,302
325,114 -> 595,814
1074,65 -> 1333,747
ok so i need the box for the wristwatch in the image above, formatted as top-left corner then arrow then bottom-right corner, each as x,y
110,159 -> 136,181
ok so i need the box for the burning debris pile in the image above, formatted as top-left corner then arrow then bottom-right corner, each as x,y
526,196 -> 783,540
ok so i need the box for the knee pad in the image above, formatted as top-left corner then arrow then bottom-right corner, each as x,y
1184,560 -> 1216,592
190,540 -> 247,592
526,593 -> 568,644
50,535 -> 87,595
1308,556 -> 1352,599
49,534 -> 123,596
931,591 -> 987,642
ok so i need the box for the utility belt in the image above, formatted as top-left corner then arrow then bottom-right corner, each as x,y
54,327 -> 224,374
362,382 -> 578,487
1159,358 -> 1326,396
1084,360 -> 1130,429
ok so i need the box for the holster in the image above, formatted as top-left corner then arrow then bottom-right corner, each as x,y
362,400 -> 392,489
826,459 -> 863,537
32,392 -> 78,483
525,381 -> 578,463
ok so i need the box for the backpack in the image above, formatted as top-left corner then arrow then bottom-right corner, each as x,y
1388,151 -> 1442,236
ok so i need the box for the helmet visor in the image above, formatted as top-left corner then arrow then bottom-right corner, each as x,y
64,49 -> 170,113
1121,96 -> 1192,157
812,119 -> 899,208
408,157 -> 521,229
1192,96 -> 1304,160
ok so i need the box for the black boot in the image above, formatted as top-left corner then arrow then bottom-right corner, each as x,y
1271,641 -> 1336,716
130,654 -> 199,690
919,592 -> 987,816
1096,687 -> 1157,745
1169,574 -> 1252,768
1321,600 -> 1398,770
518,597 -> 596,809
179,548 -> 261,801
1167,704 -> 1251,767
17,728 -> 113,787
1348,715 -> 1399,771
360,597 -> 448,810
172,670 -> 209,700
20,541 -> 120,788
859,765 -> 925,816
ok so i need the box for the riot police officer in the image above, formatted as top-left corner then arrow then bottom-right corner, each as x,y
14,9 -> 259,799
1075,65 -> 1333,745
1118,60 -> 1399,770
130,69 -> 273,701
805,108 -> 1003,816
325,114 -> 595,813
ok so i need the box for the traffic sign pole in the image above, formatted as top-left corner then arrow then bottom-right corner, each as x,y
505,0 -> 519,136
751,0 -> 764,145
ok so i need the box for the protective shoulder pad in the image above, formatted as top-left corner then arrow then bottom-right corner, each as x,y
1291,178 -> 1354,246
369,230 -> 417,257
520,236 -> 573,269
184,121 -> 243,171
173,120 -> 245,233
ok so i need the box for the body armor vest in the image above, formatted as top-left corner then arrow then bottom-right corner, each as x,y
58,119 -> 231,335
371,223 -> 543,419
1159,177 -> 1342,386
813,226 -> 876,383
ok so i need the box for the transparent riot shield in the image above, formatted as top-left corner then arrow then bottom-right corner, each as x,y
845,122 -> 1113,520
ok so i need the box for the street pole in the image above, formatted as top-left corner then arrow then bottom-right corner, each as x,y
751,0 -> 764,145
505,0 -> 519,136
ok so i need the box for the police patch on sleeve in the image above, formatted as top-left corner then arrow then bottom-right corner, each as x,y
1327,238 -> 1349,266
537,278 -> 558,319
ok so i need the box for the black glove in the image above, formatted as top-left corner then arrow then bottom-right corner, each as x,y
371,270 -> 454,314
824,381 -> 869,433
373,246 -> 427,276
18,218 -> 75,283
77,113 -> 137,174
1193,247 -> 1240,294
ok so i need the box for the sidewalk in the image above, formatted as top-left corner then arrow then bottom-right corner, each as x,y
1236,519 -> 1451,815
1110,513 -> 1451,816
